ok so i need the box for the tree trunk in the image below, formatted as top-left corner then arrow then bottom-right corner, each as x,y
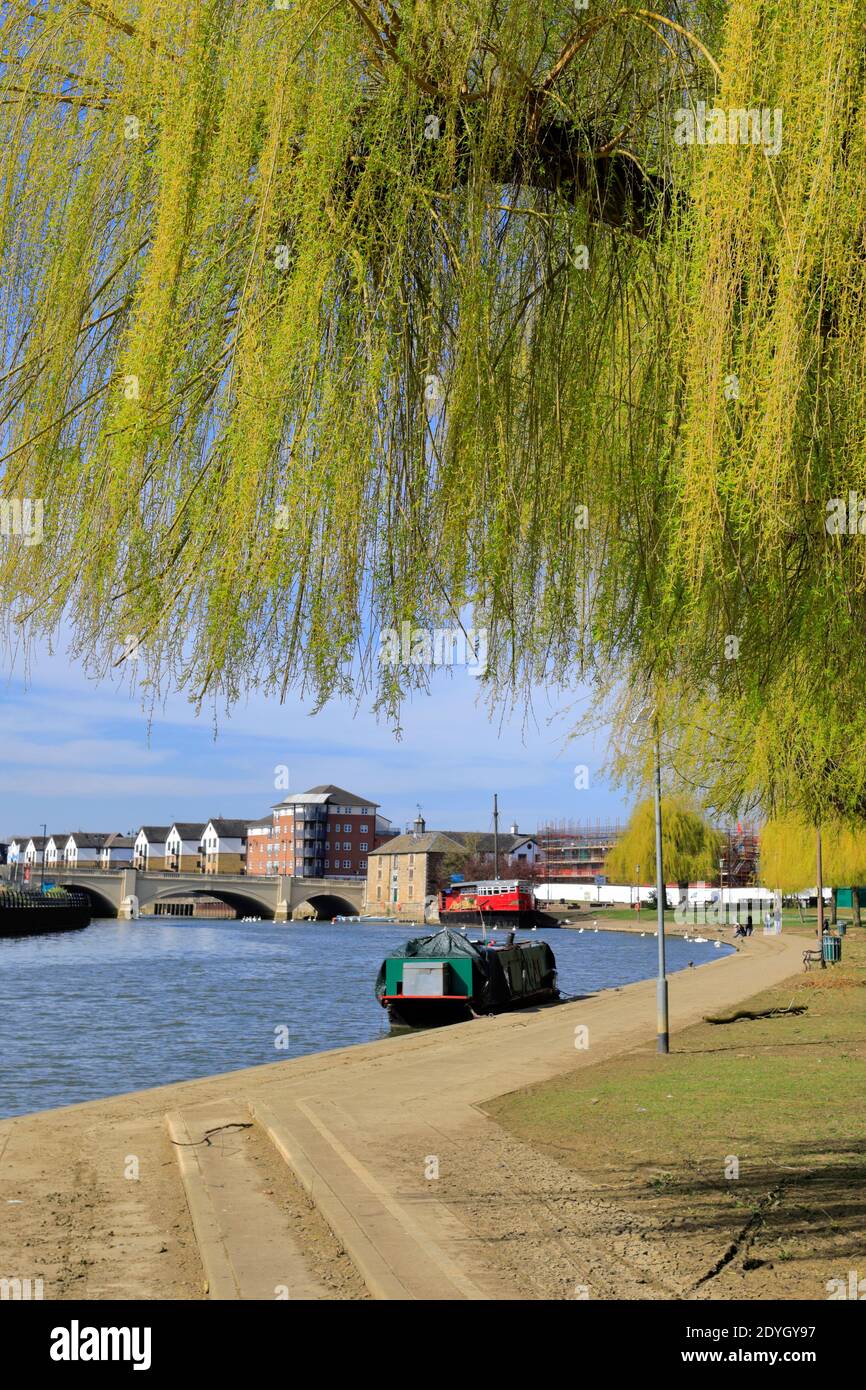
343,114 -> 669,239
830,888 -> 838,925
853,885 -> 861,930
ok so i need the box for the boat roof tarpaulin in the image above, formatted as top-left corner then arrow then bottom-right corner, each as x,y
375,928 -> 481,998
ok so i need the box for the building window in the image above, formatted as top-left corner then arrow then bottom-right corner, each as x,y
343,859 -> 351,869
343,841 -> 351,851
344,824 -> 352,832
324,860 -> 329,869
360,842 -> 368,851
360,861 -> 367,871
360,823 -> 368,833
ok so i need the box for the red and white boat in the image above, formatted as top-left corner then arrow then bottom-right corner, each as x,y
437,878 -> 559,930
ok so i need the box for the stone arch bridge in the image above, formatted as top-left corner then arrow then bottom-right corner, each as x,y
46,869 -> 364,921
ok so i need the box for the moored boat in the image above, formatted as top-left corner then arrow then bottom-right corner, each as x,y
0,885 -> 92,937
437,878 -> 560,931
376,926 -> 558,1027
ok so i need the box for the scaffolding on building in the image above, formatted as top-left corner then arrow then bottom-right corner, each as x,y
719,822 -> 760,887
536,820 -> 624,879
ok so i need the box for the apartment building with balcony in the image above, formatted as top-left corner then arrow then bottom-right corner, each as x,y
246,785 -> 394,878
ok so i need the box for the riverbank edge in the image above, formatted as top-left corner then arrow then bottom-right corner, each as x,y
0,931 -> 803,1300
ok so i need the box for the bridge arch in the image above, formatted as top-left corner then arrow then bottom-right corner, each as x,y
141,886 -> 278,920
292,891 -> 359,921
63,881 -> 122,919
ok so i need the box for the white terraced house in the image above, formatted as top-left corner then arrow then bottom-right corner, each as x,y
165,824 -> 206,872
44,835 -> 70,869
133,827 -> 171,871
23,837 -> 47,869
63,833 -> 113,868
201,820 -> 251,874
100,833 -> 135,869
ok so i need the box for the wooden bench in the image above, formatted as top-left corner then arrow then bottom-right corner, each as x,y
803,948 -> 824,971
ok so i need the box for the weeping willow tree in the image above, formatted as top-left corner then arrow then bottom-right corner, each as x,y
1,1 -> 864,817
761,812 -> 866,923
605,795 -> 723,885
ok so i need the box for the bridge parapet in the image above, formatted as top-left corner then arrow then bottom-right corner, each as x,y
45,867 -> 365,920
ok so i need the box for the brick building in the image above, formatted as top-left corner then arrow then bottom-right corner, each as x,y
365,816 -> 541,915
246,785 -> 394,878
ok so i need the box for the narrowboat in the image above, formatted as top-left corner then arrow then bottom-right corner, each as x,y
376,926 -> 558,1027
0,884 -> 92,937
437,878 -> 560,931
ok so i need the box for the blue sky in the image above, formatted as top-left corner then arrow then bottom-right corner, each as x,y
0,642 -> 630,841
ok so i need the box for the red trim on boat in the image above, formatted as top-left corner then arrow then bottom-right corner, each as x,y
380,994 -> 470,1001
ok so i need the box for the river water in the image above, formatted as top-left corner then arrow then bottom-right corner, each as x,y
0,918 -> 733,1118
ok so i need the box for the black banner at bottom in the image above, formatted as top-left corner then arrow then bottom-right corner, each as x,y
5,1296 -> 861,1376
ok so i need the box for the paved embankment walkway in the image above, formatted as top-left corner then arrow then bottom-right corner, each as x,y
0,931 -> 803,1299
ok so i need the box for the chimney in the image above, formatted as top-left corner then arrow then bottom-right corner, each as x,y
510,822 -> 519,834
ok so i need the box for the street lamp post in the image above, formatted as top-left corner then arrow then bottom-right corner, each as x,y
652,717 -> 669,1054
816,825 -> 824,936
629,699 -> 669,1054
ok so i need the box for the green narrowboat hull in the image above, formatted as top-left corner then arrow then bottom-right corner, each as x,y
376,927 -> 558,1028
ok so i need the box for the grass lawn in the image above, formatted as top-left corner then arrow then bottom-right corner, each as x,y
484,927 -> 866,1298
